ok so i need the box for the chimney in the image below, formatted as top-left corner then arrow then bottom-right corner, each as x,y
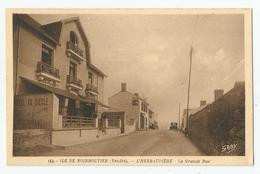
214,89 -> 224,101
200,100 -> 206,107
121,83 -> 127,92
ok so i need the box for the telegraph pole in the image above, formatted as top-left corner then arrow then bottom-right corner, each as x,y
186,46 -> 193,135
178,103 -> 181,131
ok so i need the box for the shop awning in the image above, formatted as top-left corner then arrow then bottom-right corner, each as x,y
21,77 -> 96,104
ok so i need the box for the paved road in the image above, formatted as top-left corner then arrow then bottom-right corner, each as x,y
43,130 -> 205,156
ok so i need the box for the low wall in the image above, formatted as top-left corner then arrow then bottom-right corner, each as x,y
52,128 -> 121,146
125,123 -> 136,134
13,129 -> 51,155
189,84 -> 245,155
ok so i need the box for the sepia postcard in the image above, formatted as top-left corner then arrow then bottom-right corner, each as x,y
6,8 -> 253,165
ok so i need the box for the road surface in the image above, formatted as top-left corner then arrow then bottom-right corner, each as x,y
42,130 -> 205,156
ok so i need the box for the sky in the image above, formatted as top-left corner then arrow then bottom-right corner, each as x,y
31,14 -> 244,129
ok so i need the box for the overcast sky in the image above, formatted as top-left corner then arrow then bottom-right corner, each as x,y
31,14 -> 244,129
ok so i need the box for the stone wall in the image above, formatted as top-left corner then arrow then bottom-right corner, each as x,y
13,129 -> 51,156
189,84 -> 245,156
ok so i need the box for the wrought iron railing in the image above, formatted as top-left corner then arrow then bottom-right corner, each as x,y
62,116 -> 96,128
86,83 -> 98,93
36,61 -> 60,79
85,94 -> 97,101
67,75 -> 83,88
66,41 -> 84,58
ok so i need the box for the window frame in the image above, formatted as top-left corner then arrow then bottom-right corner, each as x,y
69,61 -> 77,78
70,31 -> 78,46
41,44 -> 54,66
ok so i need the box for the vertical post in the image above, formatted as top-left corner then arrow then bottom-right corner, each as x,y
186,46 -> 193,135
95,117 -> 99,128
63,98 -> 68,116
119,119 -> 121,128
105,118 -> 108,128
79,116 -> 81,128
178,103 -> 181,131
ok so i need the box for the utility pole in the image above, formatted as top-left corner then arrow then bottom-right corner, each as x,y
178,103 -> 181,131
186,46 -> 193,135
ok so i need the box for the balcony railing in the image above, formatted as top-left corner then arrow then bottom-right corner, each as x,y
36,61 -> 60,79
66,41 -> 84,58
85,94 -> 97,101
62,116 -> 97,128
86,83 -> 98,94
67,75 -> 83,88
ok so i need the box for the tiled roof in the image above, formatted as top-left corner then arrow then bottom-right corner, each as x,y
41,21 -> 63,43
88,63 -> 107,77
15,14 -> 59,45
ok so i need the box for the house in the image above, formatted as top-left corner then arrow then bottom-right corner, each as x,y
188,81 -> 245,155
148,109 -> 158,129
108,83 -> 151,131
12,14 -> 122,148
181,100 -> 208,133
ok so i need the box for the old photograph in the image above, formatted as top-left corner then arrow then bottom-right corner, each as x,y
7,9 -> 253,165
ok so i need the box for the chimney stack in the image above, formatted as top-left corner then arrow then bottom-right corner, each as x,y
200,100 -> 206,107
214,89 -> 224,101
121,83 -> 127,92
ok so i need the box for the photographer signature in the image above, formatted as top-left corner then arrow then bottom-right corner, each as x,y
221,144 -> 237,153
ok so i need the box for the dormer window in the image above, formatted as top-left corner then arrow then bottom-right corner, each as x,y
66,31 -> 84,62
70,31 -> 78,46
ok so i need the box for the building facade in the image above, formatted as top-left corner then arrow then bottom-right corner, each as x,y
108,83 -> 150,131
188,81 -> 245,155
12,15 -> 125,148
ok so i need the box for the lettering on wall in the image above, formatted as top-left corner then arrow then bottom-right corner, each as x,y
14,94 -> 52,129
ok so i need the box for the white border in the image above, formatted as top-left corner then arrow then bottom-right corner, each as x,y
1,1 -> 259,174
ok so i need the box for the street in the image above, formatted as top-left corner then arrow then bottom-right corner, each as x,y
42,130 -> 205,156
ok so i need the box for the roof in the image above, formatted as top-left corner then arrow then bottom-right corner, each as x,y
21,77 -> 96,104
41,21 -> 63,43
14,14 -> 59,45
234,81 -> 245,88
88,63 -> 107,77
183,104 -> 208,117
96,101 -> 111,108
188,80 -> 245,119
102,107 -> 125,113
109,90 -> 149,105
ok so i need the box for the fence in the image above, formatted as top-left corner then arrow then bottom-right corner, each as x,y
62,116 -> 96,128
107,118 -> 120,128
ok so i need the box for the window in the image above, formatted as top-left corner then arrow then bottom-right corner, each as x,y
70,31 -> 78,46
88,72 -> 93,84
69,62 -> 77,77
58,97 -> 65,115
41,45 -> 53,66
67,99 -> 76,116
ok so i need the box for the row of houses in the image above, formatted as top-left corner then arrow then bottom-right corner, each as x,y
12,14 -> 157,150
108,83 -> 158,132
181,81 -> 245,155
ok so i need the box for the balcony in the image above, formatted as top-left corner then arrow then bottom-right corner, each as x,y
66,75 -> 83,91
36,61 -> 60,85
66,41 -> 84,62
85,94 -> 97,101
85,83 -> 98,95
